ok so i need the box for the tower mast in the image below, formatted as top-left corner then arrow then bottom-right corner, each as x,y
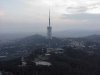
47,9 -> 52,48
49,9 -> 50,26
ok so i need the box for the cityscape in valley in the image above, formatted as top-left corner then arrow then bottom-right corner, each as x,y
1,0 -> 100,75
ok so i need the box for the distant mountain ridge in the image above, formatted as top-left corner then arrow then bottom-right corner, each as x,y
53,30 -> 100,38
82,35 -> 100,43
0,34 -> 100,60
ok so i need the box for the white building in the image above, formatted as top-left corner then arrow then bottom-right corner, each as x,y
35,61 -> 51,66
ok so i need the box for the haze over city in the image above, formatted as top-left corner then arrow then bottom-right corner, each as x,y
0,0 -> 100,35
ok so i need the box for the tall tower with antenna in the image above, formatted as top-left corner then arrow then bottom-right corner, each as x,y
47,9 -> 52,48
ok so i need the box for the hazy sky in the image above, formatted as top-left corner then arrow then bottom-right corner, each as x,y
0,0 -> 100,34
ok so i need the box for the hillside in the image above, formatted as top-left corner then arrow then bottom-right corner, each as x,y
0,34 -> 100,75
0,34 -> 100,60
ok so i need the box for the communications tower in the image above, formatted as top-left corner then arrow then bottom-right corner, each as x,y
47,10 -> 52,48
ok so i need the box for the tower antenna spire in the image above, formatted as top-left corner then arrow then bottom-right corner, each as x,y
49,8 -> 50,26
47,7 -> 52,48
